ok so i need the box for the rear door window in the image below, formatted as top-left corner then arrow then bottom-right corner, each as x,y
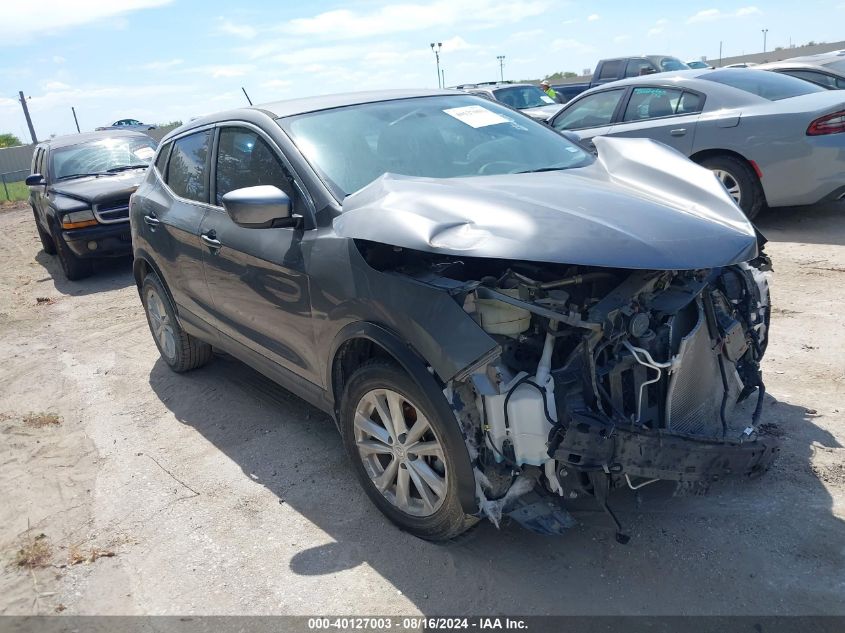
598,60 -> 624,81
553,89 -> 626,130
166,130 -> 212,202
622,87 -> 703,121
702,69 -> 824,100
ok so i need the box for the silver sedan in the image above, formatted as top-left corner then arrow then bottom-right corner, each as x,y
547,68 -> 845,218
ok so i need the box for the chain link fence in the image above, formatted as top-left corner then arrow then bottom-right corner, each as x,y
1,169 -> 30,202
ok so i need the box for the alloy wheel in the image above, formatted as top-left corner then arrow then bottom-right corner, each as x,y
354,388 -> 448,517
712,169 -> 742,206
146,288 -> 177,361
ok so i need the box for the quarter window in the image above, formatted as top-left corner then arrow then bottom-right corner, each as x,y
553,89 -> 625,130
781,69 -> 845,90
215,127 -> 292,206
166,130 -> 212,202
154,142 -> 171,175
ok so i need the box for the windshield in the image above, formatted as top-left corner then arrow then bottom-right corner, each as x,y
659,57 -> 690,71
493,85 -> 556,109
702,69 -> 825,100
51,136 -> 157,180
279,95 -> 593,198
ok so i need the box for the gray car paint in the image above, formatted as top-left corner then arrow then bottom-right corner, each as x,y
548,69 -> 845,207
336,136 -> 757,270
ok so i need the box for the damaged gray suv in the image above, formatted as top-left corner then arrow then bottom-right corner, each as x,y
130,90 -> 778,541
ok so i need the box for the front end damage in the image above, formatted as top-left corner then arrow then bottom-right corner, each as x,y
358,241 -> 778,541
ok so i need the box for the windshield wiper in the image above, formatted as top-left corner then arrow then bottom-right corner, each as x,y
56,172 -> 117,180
107,164 -> 148,173
514,166 -> 571,174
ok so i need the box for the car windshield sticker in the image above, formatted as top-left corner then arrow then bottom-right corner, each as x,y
444,105 -> 511,128
541,95 -> 555,104
133,146 -> 155,161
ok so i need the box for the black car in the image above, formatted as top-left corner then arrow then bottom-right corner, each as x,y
131,90 -> 776,541
27,130 -> 157,279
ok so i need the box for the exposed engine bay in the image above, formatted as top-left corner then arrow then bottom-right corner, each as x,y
359,239 -> 779,541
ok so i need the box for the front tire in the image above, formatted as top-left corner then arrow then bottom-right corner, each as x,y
141,273 -> 213,372
340,360 -> 477,541
33,209 -> 56,255
52,226 -> 93,280
699,155 -> 764,220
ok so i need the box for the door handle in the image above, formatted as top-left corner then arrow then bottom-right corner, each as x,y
143,214 -> 160,227
670,128 -> 687,136
201,233 -> 222,250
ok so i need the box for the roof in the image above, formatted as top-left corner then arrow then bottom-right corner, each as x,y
257,89 -> 457,118
39,129 -> 150,149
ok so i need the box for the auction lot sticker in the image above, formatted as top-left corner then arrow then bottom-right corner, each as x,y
443,105 -> 510,128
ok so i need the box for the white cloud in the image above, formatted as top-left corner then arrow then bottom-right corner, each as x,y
549,38 -> 594,54
587,13 -> 600,21
185,64 -> 255,78
2,0 -> 173,44
614,35 -> 631,43
139,58 -> 184,71
41,81 -> 71,91
687,6 -> 761,23
509,29 -> 544,41
217,18 -> 257,39
648,26 -> 664,36
282,0 -> 549,40
656,18 -> 669,25
441,36 -> 475,52
260,79 -> 292,90
52,56 -> 66,64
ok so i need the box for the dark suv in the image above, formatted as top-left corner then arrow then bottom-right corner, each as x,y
27,130 -> 157,279
131,90 -> 776,541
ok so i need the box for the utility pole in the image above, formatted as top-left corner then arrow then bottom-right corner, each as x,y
441,69 -> 445,88
761,29 -> 769,53
71,107 -> 80,133
497,55 -> 506,82
430,42 -> 442,88
241,86 -> 253,106
18,91 -> 37,144
718,41 -> 723,67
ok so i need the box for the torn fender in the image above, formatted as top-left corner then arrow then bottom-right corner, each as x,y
335,137 -> 758,271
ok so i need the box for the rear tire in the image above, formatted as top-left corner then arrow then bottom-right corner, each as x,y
699,155 -> 764,220
33,209 -> 56,255
141,273 -> 213,373
52,225 -> 93,281
340,359 -> 477,541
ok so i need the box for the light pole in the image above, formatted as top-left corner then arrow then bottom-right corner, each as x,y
761,29 -> 769,53
496,55 -> 505,82
430,42 -> 442,88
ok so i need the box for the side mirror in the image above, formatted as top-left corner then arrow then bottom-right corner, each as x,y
26,173 -> 45,187
221,185 -> 293,228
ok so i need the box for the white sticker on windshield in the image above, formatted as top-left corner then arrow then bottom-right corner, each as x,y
133,146 -> 155,160
541,95 -> 555,104
443,105 -> 510,128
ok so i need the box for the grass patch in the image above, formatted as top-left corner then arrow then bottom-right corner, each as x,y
14,533 -> 51,568
23,412 -> 62,428
0,181 -> 28,202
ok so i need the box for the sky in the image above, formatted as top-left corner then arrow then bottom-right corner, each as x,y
1,0 -> 844,140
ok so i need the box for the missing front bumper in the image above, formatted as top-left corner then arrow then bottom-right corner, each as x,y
553,411 -> 780,483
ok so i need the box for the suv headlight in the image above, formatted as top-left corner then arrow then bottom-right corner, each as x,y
61,209 -> 98,229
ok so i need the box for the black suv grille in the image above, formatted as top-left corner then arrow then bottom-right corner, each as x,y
94,199 -> 130,224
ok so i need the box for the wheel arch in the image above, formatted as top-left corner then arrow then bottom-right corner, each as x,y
691,148 -> 766,192
328,321 -> 478,514
132,251 -> 181,326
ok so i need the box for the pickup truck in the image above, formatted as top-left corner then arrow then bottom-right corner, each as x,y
552,55 -> 690,102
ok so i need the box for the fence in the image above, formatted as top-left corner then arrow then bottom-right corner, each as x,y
1,169 -> 30,202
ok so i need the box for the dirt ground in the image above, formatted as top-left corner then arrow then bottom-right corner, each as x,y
0,200 -> 843,616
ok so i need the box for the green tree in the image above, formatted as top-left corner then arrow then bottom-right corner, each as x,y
0,133 -> 22,148
157,120 -> 183,128
544,71 -> 578,81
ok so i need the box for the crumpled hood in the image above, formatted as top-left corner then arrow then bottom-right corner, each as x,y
335,136 -> 758,270
49,170 -> 147,205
